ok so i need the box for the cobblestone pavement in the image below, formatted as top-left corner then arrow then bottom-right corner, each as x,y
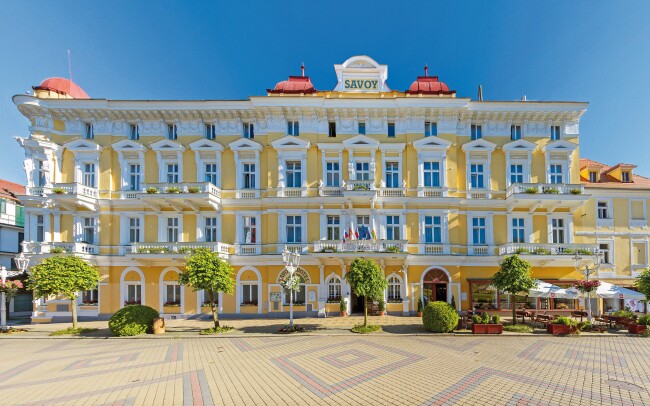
1,333 -> 649,405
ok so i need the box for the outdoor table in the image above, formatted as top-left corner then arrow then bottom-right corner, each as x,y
536,314 -> 554,326
516,310 -> 531,324
571,311 -> 588,323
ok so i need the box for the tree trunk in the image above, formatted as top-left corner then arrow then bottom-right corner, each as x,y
71,298 -> 78,329
208,290 -> 219,329
511,294 -> 516,325
363,296 -> 368,327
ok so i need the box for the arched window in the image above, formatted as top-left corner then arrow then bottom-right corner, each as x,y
284,275 -> 306,305
327,276 -> 342,302
387,276 -> 401,301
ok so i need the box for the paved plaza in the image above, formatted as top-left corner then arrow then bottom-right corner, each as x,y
1,320 -> 649,405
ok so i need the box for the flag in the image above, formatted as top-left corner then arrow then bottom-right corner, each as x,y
349,227 -> 355,240
343,231 -> 348,242
355,229 -> 359,239
371,229 -> 377,241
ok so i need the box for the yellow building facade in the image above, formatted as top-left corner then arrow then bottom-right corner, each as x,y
14,56 -> 648,321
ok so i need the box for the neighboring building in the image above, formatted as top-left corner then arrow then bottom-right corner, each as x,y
0,179 -> 24,270
11,55 -> 647,322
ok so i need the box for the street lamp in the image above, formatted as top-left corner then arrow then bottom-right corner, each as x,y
1,253 -> 30,332
573,252 -> 601,322
282,247 -> 301,330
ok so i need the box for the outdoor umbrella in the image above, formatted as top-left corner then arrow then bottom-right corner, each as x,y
528,280 -> 578,298
593,281 -> 646,300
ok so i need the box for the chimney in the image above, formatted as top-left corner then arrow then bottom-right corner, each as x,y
478,85 -> 483,101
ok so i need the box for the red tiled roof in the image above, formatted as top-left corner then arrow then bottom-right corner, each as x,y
580,158 -> 650,189
268,76 -> 317,94
0,179 -> 25,202
33,77 -> 90,99
407,76 -> 455,95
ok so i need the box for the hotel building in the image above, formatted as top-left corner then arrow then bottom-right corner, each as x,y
13,56 -> 649,321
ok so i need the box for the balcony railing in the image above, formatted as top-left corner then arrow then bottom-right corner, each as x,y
313,239 -> 408,253
140,182 -> 221,197
420,244 -> 451,255
25,186 -> 48,196
498,243 -> 599,256
236,244 -> 261,255
318,185 -> 343,197
22,241 -> 98,255
127,242 -> 231,255
236,189 -> 260,199
379,187 -> 406,197
417,187 -> 447,198
630,219 -> 647,228
51,183 -> 99,199
506,183 -> 585,198
345,180 -> 376,191
277,187 -> 307,198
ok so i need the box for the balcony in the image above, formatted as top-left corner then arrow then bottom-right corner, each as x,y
378,187 -> 406,198
21,241 -> 98,255
318,185 -> 343,197
630,218 -> 647,229
596,217 -> 614,229
498,243 -> 599,256
277,187 -> 307,198
419,244 -> 451,255
469,246 -> 494,255
505,183 -> 588,211
313,239 -> 408,254
126,242 -> 231,258
47,183 -> 99,210
235,189 -> 260,199
236,244 -> 261,255
138,182 -> 221,211
417,187 -> 447,198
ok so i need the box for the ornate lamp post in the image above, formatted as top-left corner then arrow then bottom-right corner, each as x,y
1,253 -> 30,331
282,247 -> 301,330
573,252 -> 602,322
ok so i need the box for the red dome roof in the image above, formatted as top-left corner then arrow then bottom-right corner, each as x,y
407,75 -> 454,95
34,77 -> 90,99
268,76 -> 316,94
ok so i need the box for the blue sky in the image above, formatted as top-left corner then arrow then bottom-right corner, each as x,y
1,1 -> 649,184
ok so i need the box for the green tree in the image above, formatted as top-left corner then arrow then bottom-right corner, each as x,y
344,258 -> 388,327
491,255 -> 536,325
28,255 -> 99,329
635,269 -> 650,314
179,248 -> 235,329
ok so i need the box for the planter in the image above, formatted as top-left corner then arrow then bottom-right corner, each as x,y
163,306 -> 181,314
378,311 -> 386,317
340,311 -> 347,317
472,324 -> 503,334
153,317 -> 165,334
628,323 -> 648,334
417,312 -> 423,317
547,323 -> 574,335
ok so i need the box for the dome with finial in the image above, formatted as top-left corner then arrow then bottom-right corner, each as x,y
33,77 -> 90,99
268,64 -> 317,95
407,66 -> 455,96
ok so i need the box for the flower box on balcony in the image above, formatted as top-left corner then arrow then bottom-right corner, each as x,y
146,187 -> 159,194
187,186 -> 201,194
124,301 -> 141,306
472,324 -> 503,334
628,323 -> 647,334
167,187 -> 181,194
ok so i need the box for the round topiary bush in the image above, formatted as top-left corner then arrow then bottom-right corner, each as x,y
422,301 -> 459,333
108,305 -> 159,337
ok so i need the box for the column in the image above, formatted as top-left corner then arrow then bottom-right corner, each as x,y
441,154 -> 448,196
341,263 -> 351,314
43,209 -> 51,242
318,264 -> 326,317
402,266 -> 410,316
53,212 -> 61,243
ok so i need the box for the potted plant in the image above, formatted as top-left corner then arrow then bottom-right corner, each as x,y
547,316 -> 579,335
50,247 -> 66,254
377,298 -> 386,316
146,186 -> 159,194
385,246 -> 401,253
543,187 -> 560,194
569,188 -> 582,195
523,187 -> 538,194
187,186 -> 201,194
52,187 -> 66,195
628,315 -> 650,334
339,297 -> 347,317
167,186 -> 181,194
471,312 -> 503,334
417,298 -> 423,317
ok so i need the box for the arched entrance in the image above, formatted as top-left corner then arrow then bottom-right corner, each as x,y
422,268 -> 449,306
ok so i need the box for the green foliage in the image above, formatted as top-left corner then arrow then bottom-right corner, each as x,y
417,298 -> 424,312
472,315 -> 483,324
533,248 -> 551,255
637,315 -> 650,326
543,188 -> 559,194
578,321 -> 592,331
378,298 -> 386,311
472,312 -> 500,325
613,310 -> 635,319
422,301 -> 459,333
503,324 -> 533,333
187,186 -> 201,193
491,315 -> 501,324
339,297 -> 346,313
635,269 -> 650,303
167,186 -> 181,193
345,258 -> 388,327
523,187 -> 538,194
576,248 -> 593,255
451,295 -> 456,309
514,248 -> 530,255
491,255 -> 536,325
108,305 -> 159,336
50,247 -> 66,254
51,187 -> 66,194
385,246 -> 401,253
146,187 -> 159,194
351,324 -> 381,334
50,327 -> 98,336
641,329 -> 650,337
199,326 -> 234,335
552,316 -> 576,326
569,188 -> 583,195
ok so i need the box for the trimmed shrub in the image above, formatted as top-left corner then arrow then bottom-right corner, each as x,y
638,315 -> 650,326
109,305 -> 159,337
422,301 -> 459,333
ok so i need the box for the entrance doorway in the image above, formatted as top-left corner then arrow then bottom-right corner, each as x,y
422,268 -> 449,306
351,293 -> 365,313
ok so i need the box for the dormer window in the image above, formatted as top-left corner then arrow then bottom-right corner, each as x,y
358,122 -> 366,135
328,122 -> 337,138
243,123 -> 254,139
387,122 -> 396,138
510,125 -> 522,141
287,121 -> 300,136
589,171 -> 598,183
84,123 -> 94,139
622,171 -> 631,183
471,124 -> 482,140
550,126 -> 561,141
425,122 -> 437,137
167,124 -> 177,140
205,124 -> 216,140
130,124 -> 139,140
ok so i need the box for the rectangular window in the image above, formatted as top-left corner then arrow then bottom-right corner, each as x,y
130,124 -> 139,140
36,214 -> 44,242
166,163 -> 179,183
167,217 -> 179,243
423,161 -> 441,187
126,284 -> 141,304
589,171 -> 598,183
597,201 -> 609,219
358,122 -> 366,135
386,215 -> 400,240
599,243 -> 610,264
82,163 -> 95,187
355,162 -> 370,181
424,122 -> 438,137
287,121 -> 299,136
243,216 -> 256,244
510,125 -> 522,141
622,171 -> 631,182
165,284 -> 181,304
205,163 -> 218,185
424,216 -> 442,244
83,217 -> 96,244
242,284 -> 258,305
0,199 -> 5,214
550,125 -> 561,140
471,124 -> 482,140
129,217 -> 140,243
286,215 -> 302,243
512,218 -> 525,243
328,122 -> 336,138
286,161 -> 302,188
128,164 -> 141,191
387,122 -> 396,138
356,216 -> 370,240
37,160 -> 46,187
510,164 -> 524,184
327,216 -> 340,240
243,163 -> 256,189
84,123 -> 94,139
167,124 -> 177,140
472,217 -> 487,245
549,164 -> 563,184
243,123 -> 254,139
325,161 -> 340,187
385,162 -> 399,188
205,124 -> 216,140
551,219 -> 565,244
205,217 -> 218,242
82,289 -> 98,304
470,164 -> 485,188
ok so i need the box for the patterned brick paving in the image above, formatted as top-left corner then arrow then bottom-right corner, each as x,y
1,335 -> 649,405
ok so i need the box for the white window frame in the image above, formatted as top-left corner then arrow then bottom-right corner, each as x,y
470,124 -> 482,140
467,214 -> 494,247
379,144 -> 405,189
81,162 -> 96,188
190,139 -> 224,188
326,275 -> 342,301
150,140 -> 185,184
386,215 -> 401,240
74,215 -> 99,244
84,122 -> 94,139
508,216 -> 529,244
510,125 -> 522,141
167,123 -> 178,140
113,140 -> 146,193
549,163 -> 564,184
205,123 -> 216,140
547,215 -> 572,244
158,215 -> 183,243
287,121 -> 300,136
387,275 -> 402,301
243,123 -> 254,139
550,125 -> 561,140
326,215 -> 341,240
279,213 -> 306,244
120,213 -> 144,245
130,124 -> 139,140
237,213 -> 261,245
420,213 -> 448,245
